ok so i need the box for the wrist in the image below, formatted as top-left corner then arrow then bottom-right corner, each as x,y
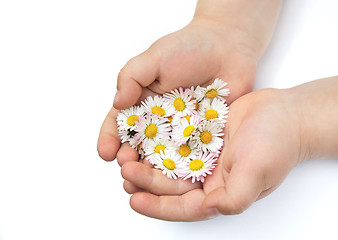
286,77 -> 338,160
192,0 -> 283,60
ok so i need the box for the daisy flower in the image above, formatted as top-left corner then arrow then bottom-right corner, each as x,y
171,114 -> 192,128
116,80 -> 230,182
152,151 -> 182,179
175,140 -> 199,161
172,115 -> 202,146
128,132 -> 141,148
142,95 -> 175,118
144,138 -> 176,164
119,129 -> 136,144
135,144 -> 145,160
195,78 -> 230,101
177,152 -> 217,183
186,86 -> 202,111
194,121 -> 224,153
199,98 -> 229,124
117,106 -> 143,131
134,114 -> 171,147
185,86 -> 197,99
164,87 -> 196,116
118,130 -> 145,159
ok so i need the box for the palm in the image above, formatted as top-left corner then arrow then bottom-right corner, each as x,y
119,89 -> 302,221
98,20 -> 257,162
97,20 -> 266,221
145,22 -> 256,101
114,19 -> 257,111
201,89 -> 302,212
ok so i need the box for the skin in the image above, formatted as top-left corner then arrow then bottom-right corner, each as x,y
121,88 -> 300,221
97,0 -> 289,221
120,76 -> 338,221
98,0 -> 283,162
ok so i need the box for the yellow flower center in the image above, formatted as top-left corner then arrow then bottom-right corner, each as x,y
184,115 -> 190,123
145,123 -> 158,139
163,158 -> 175,170
154,144 -> 165,154
205,89 -> 218,99
167,116 -> 173,122
173,98 -> 186,111
205,109 -> 218,120
126,115 -> 139,126
178,144 -> 191,157
189,159 -> 204,171
192,98 -> 199,110
151,106 -> 165,116
183,125 -> 195,137
200,130 -> 212,144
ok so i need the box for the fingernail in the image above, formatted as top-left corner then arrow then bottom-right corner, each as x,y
207,207 -> 220,219
114,90 -> 119,104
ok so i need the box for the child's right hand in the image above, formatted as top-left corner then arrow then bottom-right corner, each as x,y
120,76 -> 338,221
120,88 -> 303,221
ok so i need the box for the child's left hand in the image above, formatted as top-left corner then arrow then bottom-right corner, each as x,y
97,17 -> 259,164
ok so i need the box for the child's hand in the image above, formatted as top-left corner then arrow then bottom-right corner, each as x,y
120,76 -> 338,221
97,19 -> 257,163
113,18 -> 258,111
97,0 -> 283,162
120,88 -> 304,221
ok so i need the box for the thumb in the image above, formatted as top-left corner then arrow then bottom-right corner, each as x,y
114,50 -> 160,110
203,162 -> 265,215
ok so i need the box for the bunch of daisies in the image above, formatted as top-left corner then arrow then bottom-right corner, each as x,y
117,78 -> 229,183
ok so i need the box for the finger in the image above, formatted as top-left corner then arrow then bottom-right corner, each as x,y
225,79 -> 253,104
135,87 -> 159,105
218,56 -> 256,104
114,50 -> 160,110
130,189 -> 208,221
123,180 -> 144,194
116,143 -> 139,167
121,161 -> 201,195
114,87 -> 156,167
140,157 -> 154,168
203,162 -> 264,215
97,107 -> 121,162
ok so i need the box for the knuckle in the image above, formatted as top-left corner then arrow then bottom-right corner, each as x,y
226,201 -> 246,215
118,58 -> 137,80
117,66 -> 130,83
120,162 -> 132,179
219,196 -> 247,215
229,205 -> 245,215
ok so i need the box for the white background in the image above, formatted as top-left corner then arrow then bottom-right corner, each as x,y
0,0 -> 338,239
